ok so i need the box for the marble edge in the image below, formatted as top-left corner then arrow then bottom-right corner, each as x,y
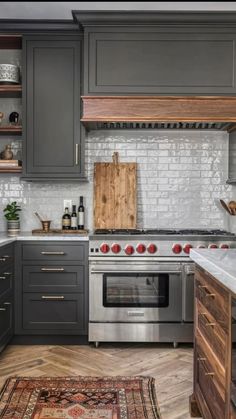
0,232 -> 89,246
190,249 -> 236,295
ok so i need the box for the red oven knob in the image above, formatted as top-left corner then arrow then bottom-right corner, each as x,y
208,244 -> 218,249
111,243 -> 121,253
220,243 -> 230,249
136,243 -> 146,254
125,245 -> 134,255
183,243 -> 193,254
100,243 -> 110,253
172,243 -> 182,254
147,244 -> 157,254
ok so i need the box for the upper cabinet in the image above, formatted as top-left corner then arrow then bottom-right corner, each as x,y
23,35 -> 85,180
74,11 -> 236,96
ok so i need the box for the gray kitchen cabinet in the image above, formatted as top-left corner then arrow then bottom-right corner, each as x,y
75,12 -> 236,96
0,244 -> 14,352
15,241 -> 88,336
22,35 -> 86,180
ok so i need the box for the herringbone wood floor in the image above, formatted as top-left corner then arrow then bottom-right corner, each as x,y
0,343 -> 195,419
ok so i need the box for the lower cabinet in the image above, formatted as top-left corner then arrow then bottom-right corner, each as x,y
0,243 -> 14,352
23,293 -> 85,333
15,241 -> 88,337
190,265 -> 232,419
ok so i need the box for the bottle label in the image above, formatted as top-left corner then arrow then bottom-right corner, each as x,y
71,216 -> 77,228
62,219 -> 71,227
78,212 -> 84,226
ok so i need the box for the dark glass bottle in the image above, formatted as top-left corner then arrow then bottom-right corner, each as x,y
62,207 -> 71,230
78,196 -> 84,230
71,205 -> 77,230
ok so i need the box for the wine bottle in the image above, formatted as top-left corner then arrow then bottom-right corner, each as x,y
71,205 -> 77,230
78,196 -> 85,230
62,207 -> 71,230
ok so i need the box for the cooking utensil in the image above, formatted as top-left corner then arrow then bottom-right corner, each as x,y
34,212 -> 44,223
94,152 -> 137,229
220,199 -> 234,215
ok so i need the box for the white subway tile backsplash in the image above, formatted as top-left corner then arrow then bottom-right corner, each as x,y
0,130 -> 234,231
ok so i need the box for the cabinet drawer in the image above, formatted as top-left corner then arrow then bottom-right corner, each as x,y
23,293 -> 84,333
195,335 -> 226,419
0,267 -> 13,298
195,267 -> 229,332
0,293 -> 13,351
22,244 -> 85,262
0,245 -> 14,271
196,299 -> 227,367
23,265 -> 84,293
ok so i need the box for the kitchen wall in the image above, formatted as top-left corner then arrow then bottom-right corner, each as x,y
0,130 -> 234,232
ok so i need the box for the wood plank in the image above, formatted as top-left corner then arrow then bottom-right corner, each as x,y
94,154 -> 137,229
82,95 -> 236,123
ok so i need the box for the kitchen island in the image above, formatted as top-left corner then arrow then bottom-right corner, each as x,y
190,249 -> 236,419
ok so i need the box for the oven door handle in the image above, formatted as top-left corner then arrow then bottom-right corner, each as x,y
90,269 -> 182,274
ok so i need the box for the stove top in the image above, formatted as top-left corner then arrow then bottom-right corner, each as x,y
94,228 -> 235,237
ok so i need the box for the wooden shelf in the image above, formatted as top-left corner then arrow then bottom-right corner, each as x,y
0,167 -> 22,173
0,125 -> 22,135
0,84 -> 22,98
0,35 -> 22,50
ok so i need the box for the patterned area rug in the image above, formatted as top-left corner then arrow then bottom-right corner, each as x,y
0,376 -> 161,418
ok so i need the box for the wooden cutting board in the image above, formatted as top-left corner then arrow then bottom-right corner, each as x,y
94,152 -> 137,229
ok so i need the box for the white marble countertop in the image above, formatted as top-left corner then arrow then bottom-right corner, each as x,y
190,249 -> 236,295
0,232 -> 89,247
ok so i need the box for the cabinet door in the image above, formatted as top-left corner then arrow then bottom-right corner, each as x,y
0,293 -> 13,352
23,293 -> 85,334
85,30 -> 236,95
23,36 -> 83,178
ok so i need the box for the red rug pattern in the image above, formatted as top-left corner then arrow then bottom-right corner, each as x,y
0,376 -> 161,418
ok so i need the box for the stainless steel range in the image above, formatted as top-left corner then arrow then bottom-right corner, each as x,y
89,228 -> 236,347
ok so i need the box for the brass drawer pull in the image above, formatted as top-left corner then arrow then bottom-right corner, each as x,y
198,285 -> 208,289
205,293 -> 215,298
198,357 -> 206,361
205,372 -> 215,377
41,268 -> 65,272
199,312 -> 216,328
41,295 -> 65,300
41,251 -> 65,255
198,284 -> 216,298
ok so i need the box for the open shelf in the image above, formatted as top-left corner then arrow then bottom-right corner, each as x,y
0,35 -> 22,50
0,167 -> 22,173
0,125 -> 22,135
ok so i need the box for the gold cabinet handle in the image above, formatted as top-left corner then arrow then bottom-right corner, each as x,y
41,267 -> 65,272
205,372 -> 215,377
198,285 -> 208,289
205,293 -> 215,298
41,251 -> 65,255
75,143 -> 79,165
41,295 -> 65,300
198,284 -> 215,299
199,312 -> 216,328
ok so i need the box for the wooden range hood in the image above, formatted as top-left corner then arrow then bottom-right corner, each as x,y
81,96 -> 236,132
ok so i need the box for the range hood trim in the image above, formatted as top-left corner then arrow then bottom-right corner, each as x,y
81,96 -> 236,132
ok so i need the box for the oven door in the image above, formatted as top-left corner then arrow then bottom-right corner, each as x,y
89,260 -> 182,322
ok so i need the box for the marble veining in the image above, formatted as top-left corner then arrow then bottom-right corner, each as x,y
190,248 -> 236,295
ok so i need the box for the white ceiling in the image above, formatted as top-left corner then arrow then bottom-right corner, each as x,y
0,2 -> 236,20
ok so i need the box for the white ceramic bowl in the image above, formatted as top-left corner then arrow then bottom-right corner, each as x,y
0,64 -> 20,84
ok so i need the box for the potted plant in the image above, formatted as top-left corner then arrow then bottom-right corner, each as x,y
3,201 -> 21,236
